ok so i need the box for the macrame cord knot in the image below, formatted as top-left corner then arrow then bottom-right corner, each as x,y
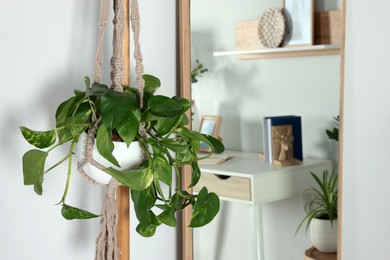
76,0 -> 145,259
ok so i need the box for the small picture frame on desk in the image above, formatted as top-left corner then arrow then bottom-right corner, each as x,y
198,115 -> 222,152
283,0 -> 314,46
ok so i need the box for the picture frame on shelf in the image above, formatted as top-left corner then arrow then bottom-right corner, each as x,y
198,115 -> 223,152
283,0 -> 314,46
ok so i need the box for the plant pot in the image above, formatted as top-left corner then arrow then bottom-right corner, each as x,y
310,218 -> 338,253
76,132 -> 142,185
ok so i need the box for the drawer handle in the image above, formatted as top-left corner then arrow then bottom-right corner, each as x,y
215,174 -> 231,180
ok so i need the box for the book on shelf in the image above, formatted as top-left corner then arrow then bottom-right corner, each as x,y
263,115 -> 303,164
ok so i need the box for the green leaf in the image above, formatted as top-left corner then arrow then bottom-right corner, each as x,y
116,114 -> 141,146
104,165 -> 153,191
177,127 -> 225,154
152,156 -> 172,186
22,150 -> 48,195
64,117 -> 89,136
136,222 -> 157,237
56,94 -> 85,127
189,187 -> 220,227
176,146 -> 197,164
172,96 -> 191,112
61,204 -> 100,220
179,114 -> 189,126
143,74 -> 161,95
176,127 -> 206,142
159,139 -> 189,153
202,134 -> 225,154
86,83 -> 109,97
189,162 -> 201,188
131,187 -> 157,224
100,90 -> 141,146
83,76 -> 91,90
100,90 -> 137,128
34,182 -> 43,195
20,127 -> 56,149
171,192 -> 192,211
158,207 -> 177,227
148,140 -> 164,155
56,96 -> 77,126
96,124 -> 120,167
56,95 -> 86,142
147,96 -> 183,118
57,117 -> 90,142
326,128 -> 339,142
73,102 -> 91,118
155,117 -> 181,137
296,169 -> 338,235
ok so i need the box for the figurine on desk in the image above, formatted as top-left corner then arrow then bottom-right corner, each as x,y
272,125 -> 301,166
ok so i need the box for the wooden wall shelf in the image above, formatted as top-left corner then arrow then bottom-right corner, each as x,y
213,44 -> 340,60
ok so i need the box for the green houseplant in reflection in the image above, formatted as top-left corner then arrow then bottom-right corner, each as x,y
296,169 -> 338,252
191,59 -> 208,83
326,115 -> 339,142
296,169 -> 338,233
20,74 -> 224,237
296,116 -> 340,251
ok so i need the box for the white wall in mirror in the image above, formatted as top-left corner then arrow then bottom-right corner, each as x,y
191,0 -> 341,259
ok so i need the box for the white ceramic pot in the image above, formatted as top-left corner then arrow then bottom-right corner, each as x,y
310,218 -> 338,253
76,132 -> 142,185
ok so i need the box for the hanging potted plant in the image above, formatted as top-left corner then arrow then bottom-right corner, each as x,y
19,0 -> 224,241
21,73 -> 223,234
296,169 -> 338,253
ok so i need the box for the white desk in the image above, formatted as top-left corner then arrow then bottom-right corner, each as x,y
194,150 -> 332,260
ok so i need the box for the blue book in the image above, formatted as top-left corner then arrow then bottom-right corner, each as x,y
263,115 -> 303,163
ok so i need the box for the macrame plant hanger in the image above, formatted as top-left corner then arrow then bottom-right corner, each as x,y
77,0 -> 145,259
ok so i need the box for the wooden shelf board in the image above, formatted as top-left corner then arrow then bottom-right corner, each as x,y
213,45 -> 340,59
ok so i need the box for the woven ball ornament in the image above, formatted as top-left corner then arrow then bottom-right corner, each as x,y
258,8 -> 285,48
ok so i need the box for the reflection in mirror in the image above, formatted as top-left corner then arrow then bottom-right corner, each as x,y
190,0 -> 342,259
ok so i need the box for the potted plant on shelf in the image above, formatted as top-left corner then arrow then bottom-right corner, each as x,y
190,59 -> 208,130
326,115 -> 339,142
20,74 -> 224,237
191,59 -> 208,83
296,169 -> 338,253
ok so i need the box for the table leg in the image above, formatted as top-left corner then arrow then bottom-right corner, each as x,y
253,204 -> 264,260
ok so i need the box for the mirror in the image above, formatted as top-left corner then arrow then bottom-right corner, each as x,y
178,0 -> 345,259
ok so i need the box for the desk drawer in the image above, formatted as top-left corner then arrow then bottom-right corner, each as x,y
193,172 -> 252,201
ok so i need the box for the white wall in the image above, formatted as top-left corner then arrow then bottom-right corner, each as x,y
0,1 -> 176,259
342,0 -> 390,259
191,0 -> 341,259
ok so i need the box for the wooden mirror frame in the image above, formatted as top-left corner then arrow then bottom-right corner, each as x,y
177,1 -> 193,259
177,1 -> 347,259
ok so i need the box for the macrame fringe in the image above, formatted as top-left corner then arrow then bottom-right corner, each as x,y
95,179 -> 120,260
76,0 -> 145,258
